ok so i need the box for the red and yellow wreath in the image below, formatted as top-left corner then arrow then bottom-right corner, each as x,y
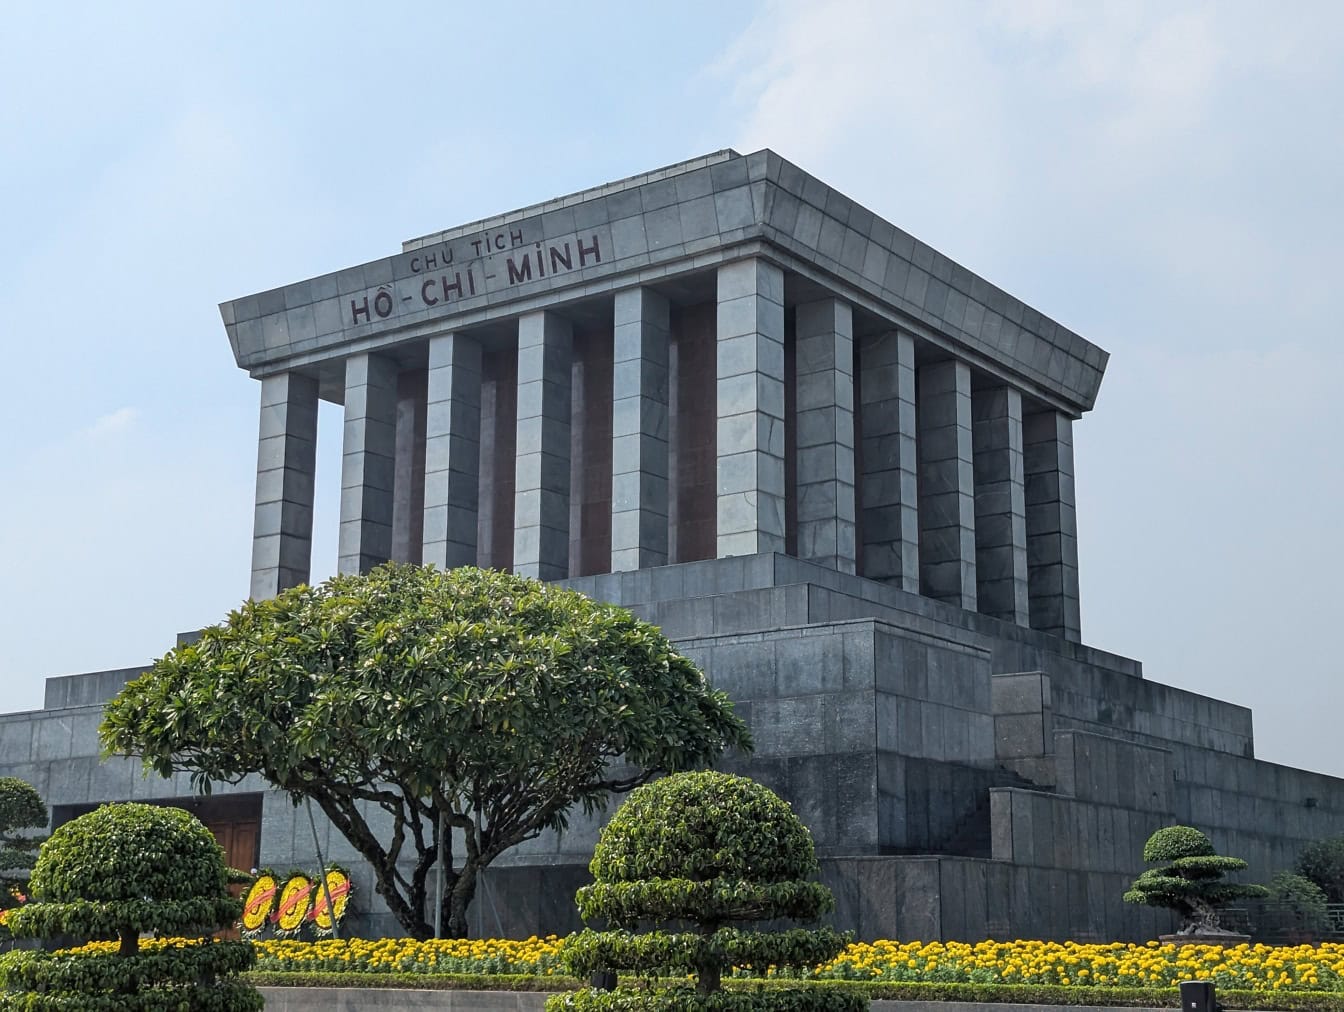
272,873 -> 314,936
240,871 -> 279,935
310,867 -> 352,934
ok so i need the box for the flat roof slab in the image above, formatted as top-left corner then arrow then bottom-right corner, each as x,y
221,149 -> 1107,414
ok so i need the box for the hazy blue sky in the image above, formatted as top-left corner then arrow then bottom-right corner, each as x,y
3,2 -> 1341,777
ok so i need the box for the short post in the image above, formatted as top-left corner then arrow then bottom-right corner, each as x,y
1180,980 -> 1220,1012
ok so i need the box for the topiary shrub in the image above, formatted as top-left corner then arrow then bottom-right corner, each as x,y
549,771 -> 864,1012
1123,824 -> 1268,934
0,803 -> 262,1010
1142,825 -> 1214,863
0,779 -> 46,941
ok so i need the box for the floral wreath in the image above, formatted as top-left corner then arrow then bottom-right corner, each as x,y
273,871 -> 314,937
240,870 -> 279,937
241,866 -> 353,939
310,866 -> 351,937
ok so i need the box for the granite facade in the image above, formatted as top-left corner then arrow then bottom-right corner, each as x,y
17,558 -> 1344,942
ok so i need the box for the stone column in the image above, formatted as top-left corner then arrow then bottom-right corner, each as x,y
250,371 -> 318,600
973,386 -> 1029,625
610,288 -> 670,571
390,369 -> 427,564
1024,409 -> 1082,641
514,311 -> 572,580
716,258 -> 786,558
422,333 -> 482,570
794,298 -> 856,572
917,359 -> 976,609
338,353 -> 398,575
858,330 -> 918,590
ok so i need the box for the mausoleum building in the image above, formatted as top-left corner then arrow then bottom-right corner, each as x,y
4,150 -> 1342,941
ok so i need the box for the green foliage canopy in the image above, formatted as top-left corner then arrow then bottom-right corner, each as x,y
588,771 -> 819,886
1123,825 -> 1268,934
1295,836 -> 1344,904
1265,871 -> 1330,936
29,804 -> 228,905
99,564 -> 751,939
1142,825 -> 1215,863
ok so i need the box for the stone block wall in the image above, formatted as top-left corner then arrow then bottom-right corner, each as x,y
8,555 -> 1344,943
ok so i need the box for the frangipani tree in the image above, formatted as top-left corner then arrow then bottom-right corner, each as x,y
100,563 -> 751,938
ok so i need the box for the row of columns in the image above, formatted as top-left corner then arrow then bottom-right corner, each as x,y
249,258 -> 1081,641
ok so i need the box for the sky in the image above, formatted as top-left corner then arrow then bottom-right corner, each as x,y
2,2 -> 1341,778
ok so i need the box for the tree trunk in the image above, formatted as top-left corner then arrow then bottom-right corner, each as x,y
696,961 -> 722,996
696,918 -> 721,995
118,927 -> 138,958
447,860 -> 479,938
369,859 -> 434,939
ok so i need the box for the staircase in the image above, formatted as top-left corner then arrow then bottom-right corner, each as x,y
937,767 -> 1053,858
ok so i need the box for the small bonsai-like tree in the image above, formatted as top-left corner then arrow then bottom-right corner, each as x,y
1124,825 -> 1268,934
0,778 -> 46,937
552,771 -> 864,1012
0,803 -> 262,1010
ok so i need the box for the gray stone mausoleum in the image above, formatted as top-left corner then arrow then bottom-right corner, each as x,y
4,149 -> 1343,941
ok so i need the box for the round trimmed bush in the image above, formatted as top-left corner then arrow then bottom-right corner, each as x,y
31,804 -> 229,904
0,780 -> 46,844
589,771 -> 819,885
553,771 -> 863,1012
0,803 -> 261,1011
1142,825 -> 1215,863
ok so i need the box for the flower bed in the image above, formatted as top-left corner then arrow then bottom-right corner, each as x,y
58,937 -> 1344,994
796,940 -> 1344,992
254,935 -> 570,976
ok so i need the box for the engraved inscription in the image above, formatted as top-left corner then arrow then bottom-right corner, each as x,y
348,225 -> 604,327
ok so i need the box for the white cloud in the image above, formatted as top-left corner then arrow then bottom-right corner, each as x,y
83,407 -> 139,439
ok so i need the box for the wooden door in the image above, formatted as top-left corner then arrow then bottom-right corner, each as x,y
205,819 -> 260,939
